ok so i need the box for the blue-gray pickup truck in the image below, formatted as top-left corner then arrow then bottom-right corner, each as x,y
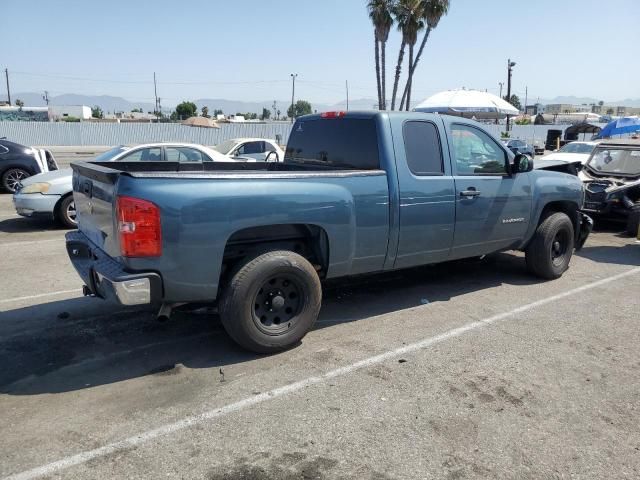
66,111 -> 592,352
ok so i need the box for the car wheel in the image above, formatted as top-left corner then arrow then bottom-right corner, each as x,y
219,250 -> 322,353
525,212 -> 575,280
626,208 -> 640,237
2,168 -> 30,193
56,195 -> 77,229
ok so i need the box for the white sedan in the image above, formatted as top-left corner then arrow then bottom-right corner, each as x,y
540,141 -> 601,164
13,142 -> 232,228
212,138 -> 285,162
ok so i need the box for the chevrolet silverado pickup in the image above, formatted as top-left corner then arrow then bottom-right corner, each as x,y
66,111 -> 592,353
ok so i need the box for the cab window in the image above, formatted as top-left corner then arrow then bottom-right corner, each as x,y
165,147 -> 209,162
119,147 -> 162,162
450,125 -> 507,175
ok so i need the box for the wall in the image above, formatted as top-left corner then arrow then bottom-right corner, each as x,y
0,121 -> 294,146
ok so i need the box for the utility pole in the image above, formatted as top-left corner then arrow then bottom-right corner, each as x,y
153,72 -> 159,122
346,80 -> 349,111
498,82 -> 503,99
4,68 -> 10,105
272,100 -> 277,120
42,91 -> 49,105
506,59 -> 516,132
524,86 -> 528,115
290,73 -> 297,123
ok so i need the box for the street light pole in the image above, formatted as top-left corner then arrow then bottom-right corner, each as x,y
290,73 -> 297,123
4,68 -> 11,105
506,59 -> 516,132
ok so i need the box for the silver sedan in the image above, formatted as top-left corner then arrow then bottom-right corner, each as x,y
13,143 -> 231,228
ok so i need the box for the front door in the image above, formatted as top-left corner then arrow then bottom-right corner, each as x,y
448,124 -> 531,259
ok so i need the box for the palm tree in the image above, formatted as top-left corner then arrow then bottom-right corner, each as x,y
368,0 -> 394,110
390,0 -> 422,110
399,0 -> 450,110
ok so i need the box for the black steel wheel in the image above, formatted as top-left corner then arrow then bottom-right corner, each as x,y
2,168 -> 30,193
219,250 -> 322,353
526,212 -> 574,279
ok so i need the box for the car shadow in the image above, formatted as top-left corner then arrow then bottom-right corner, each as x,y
0,216 -> 69,233
0,252 -> 536,396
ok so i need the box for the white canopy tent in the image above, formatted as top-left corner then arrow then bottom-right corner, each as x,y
413,89 -> 519,120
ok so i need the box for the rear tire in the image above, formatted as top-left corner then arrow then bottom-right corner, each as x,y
525,212 -> 574,279
626,208 -> 640,237
56,195 -> 77,229
219,250 -> 322,353
2,168 -> 30,193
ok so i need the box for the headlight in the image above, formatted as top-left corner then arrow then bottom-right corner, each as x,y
20,182 -> 51,194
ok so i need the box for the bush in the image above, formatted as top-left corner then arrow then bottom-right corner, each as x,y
60,116 -> 81,122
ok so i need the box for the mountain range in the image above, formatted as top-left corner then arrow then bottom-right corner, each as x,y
9,92 -> 640,114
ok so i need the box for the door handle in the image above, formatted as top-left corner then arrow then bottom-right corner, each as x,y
460,189 -> 481,198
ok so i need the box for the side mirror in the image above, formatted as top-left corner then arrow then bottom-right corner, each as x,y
513,154 -> 534,174
265,151 -> 278,162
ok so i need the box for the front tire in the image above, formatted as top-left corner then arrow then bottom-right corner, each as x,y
626,208 -> 640,237
56,195 -> 77,229
525,212 -> 575,279
219,250 -> 322,353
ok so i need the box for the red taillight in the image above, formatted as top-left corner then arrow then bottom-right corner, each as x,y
320,111 -> 346,119
116,196 -> 162,257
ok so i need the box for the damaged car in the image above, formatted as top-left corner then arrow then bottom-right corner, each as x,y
580,140 -> 640,235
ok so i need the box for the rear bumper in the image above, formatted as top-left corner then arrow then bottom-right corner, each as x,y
13,193 -> 60,218
65,231 -> 162,305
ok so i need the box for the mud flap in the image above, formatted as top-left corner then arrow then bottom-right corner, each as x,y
575,212 -> 593,251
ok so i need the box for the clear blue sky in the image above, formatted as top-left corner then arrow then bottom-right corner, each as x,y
4,0 -> 639,106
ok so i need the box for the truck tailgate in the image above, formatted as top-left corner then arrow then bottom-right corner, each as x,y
71,162 -> 121,257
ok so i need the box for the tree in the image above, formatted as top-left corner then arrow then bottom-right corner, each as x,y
399,0 -> 450,110
598,100 -> 604,107
15,99 -> 24,110
213,109 -> 223,117
91,105 -> 104,119
131,108 -> 143,113
201,106 -> 210,118
368,0 -> 394,110
390,0 -> 423,110
503,94 -> 521,111
174,101 -> 197,120
287,100 -> 312,119
606,108 -> 614,115
276,109 -> 281,120
260,107 -> 271,120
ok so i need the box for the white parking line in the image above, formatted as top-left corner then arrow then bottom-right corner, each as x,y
5,266 -> 640,480
0,239 -> 62,248
0,289 -> 79,306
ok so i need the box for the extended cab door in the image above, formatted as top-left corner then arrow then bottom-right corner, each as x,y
446,123 -> 532,259
392,117 -> 456,268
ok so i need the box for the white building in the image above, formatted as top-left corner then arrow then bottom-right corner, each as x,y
48,105 -> 92,120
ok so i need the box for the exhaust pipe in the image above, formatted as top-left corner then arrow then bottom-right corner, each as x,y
156,303 -> 172,322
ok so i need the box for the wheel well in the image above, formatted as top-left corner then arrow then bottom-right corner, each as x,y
222,224 -> 330,279
539,201 -> 579,232
53,192 -> 73,218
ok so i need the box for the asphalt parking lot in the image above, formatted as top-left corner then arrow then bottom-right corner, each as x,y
1,192 -> 639,480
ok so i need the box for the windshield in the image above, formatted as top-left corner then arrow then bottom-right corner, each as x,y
587,147 -> 640,176
94,146 -> 128,161
559,143 -> 595,154
212,140 -> 237,155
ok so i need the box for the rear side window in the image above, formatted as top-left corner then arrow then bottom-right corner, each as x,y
285,118 -> 379,169
403,121 -> 444,175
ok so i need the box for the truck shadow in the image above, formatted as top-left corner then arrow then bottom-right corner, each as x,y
0,217 -> 70,233
1,241 -> 636,396
0,252 -> 533,396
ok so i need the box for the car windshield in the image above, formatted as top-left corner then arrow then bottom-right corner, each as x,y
94,146 -> 128,161
212,140 -> 237,155
587,147 -> 640,176
559,143 -> 595,154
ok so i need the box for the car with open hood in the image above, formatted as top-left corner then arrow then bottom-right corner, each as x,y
580,139 -> 640,235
